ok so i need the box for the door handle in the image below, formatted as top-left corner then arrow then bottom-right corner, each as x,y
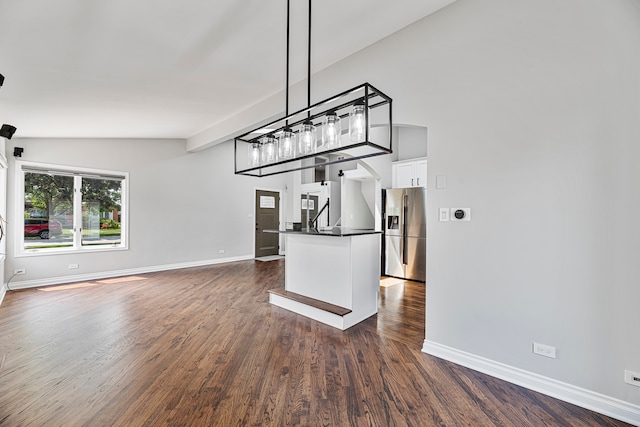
403,194 -> 408,265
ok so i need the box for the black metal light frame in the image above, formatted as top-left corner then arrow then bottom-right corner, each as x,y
234,82 -> 392,177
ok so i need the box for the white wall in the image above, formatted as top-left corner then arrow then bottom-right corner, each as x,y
397,127 -> 427,161
185,0 -> 640,419
331,0 -> 638,414
341,179 -> 374,229
5,138 -> 287,287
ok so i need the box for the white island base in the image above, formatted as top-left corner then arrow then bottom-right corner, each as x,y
268,231 -> 381,330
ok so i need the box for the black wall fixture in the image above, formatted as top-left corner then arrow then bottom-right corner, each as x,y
13,147 -> 23,157
0,73 -> 4,87
0,124 -> 17,140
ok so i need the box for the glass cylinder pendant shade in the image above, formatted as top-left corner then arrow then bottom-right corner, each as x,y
321,111 -> 341,149
349,102 -> 367,143
278,127 -> 295,159
248,142 -> 261,167
261,135 -> 277,164
298,120 -> 316,155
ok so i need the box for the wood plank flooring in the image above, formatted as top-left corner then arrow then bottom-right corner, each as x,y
0,260 -> 630,426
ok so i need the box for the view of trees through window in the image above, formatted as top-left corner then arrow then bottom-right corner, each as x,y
24,171 -> 123,251
81,177 -> 122,247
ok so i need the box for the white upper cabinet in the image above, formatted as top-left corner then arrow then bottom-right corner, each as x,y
392,158 -> 427,188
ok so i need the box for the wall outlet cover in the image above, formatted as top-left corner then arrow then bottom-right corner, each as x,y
624,370 -> 640,387
533,342 -> 557,359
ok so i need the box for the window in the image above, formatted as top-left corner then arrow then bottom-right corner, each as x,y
17,161 -> 128,255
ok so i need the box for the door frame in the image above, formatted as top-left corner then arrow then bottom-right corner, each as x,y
253,187 -> 284,257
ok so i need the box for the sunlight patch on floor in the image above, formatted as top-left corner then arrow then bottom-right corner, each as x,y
380,276 -> 405,288
96,276 -> 148,284
38,282 -> 98,292
38,275 -> 149,291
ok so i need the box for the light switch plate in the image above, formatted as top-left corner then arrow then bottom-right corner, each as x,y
439,208 -> 449,222
436,175 -> 447,189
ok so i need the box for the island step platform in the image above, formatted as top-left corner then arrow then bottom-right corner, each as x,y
268,288 -> 352,316
268,288 -> 358,329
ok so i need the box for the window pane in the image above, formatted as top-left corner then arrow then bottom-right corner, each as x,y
24,172 -> 74,250
81,177 -> 122,247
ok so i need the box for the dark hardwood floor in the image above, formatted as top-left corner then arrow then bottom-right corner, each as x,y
0,260 -> 630,426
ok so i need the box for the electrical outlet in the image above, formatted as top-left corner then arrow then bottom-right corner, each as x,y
533,342 -> 556,359
218,250 -> 225,254
625,370 -> 640,387
14,268 -> 26,275
69,264 -> 79,269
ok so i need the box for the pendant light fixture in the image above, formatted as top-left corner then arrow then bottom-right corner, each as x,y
321,111 -> 341,149
278,0 -> 296,161
298,120 -> 316,155
261,135 -> 277,164
279,127 -> 295,159
248,142 -> 261,167
297,0 -> 316,156
349,101 -> 367,143
234,0 -> 393,177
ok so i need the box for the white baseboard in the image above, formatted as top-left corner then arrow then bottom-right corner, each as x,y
422,340 -> 640,426
4,254 -> 255,291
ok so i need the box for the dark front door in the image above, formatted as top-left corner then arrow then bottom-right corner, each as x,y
255,190 -> 280,258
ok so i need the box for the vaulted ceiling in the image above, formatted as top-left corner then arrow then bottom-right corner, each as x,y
0,0 -> 453,140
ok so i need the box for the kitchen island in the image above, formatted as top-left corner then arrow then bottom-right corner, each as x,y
266,227 -> 382,330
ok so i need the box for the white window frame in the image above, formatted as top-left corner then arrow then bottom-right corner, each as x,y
15,160 -> 129,257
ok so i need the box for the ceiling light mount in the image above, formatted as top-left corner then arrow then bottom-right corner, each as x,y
234,0 -> 392,177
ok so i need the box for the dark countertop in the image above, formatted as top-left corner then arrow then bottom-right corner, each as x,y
264,227 -> 382,237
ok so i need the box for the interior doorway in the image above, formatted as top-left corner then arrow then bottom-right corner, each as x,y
255,190 -> 280,258
300,194 -> 319,229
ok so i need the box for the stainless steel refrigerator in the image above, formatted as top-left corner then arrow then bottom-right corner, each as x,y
383,187 -> 426,282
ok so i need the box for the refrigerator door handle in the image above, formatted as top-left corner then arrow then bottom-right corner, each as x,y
402,193 -> 408,265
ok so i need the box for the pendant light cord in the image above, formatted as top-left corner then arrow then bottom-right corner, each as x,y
285,0 -> 290,120
307,0 -> 312,119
